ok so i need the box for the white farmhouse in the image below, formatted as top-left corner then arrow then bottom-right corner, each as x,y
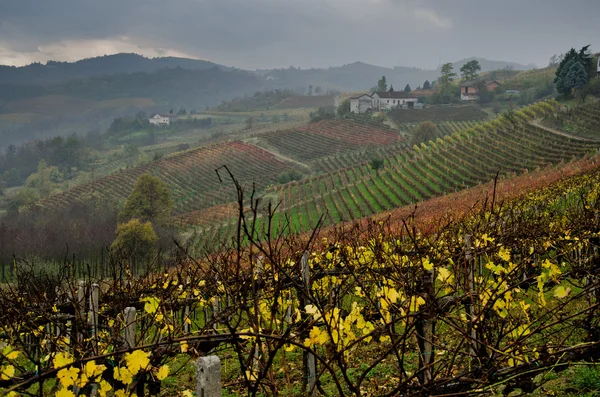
149,114 -> 170,126
350,91 -> 420,113
350,94 -> 374,113
371,91 -> 419,110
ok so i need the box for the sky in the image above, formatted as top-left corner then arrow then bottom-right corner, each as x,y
1,0 -> 599,70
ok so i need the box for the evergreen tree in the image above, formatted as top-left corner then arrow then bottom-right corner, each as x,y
377,76 -> 387,91
404,84 -> 411,93
388,85 -> 394,92
423,80 -> 431,90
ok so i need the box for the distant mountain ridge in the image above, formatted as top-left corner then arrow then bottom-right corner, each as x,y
0,53 -> 231,85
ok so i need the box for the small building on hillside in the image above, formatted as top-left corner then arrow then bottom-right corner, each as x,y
149,114 -> 177,126
349,94 -> 374,113
371,91 -> 419,110
460,80 -> 501,101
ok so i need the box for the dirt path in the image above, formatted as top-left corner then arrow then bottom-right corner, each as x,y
242,137 -> 311,170
530,118 -> 599,143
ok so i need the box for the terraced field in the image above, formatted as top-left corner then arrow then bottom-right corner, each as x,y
38,141 -> 292,217
254,119 -> 402,163
188,101 -> 600,249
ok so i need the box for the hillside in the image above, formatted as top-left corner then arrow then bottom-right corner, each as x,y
0,53 -> 229,85
36,140 -> 293,216
187,101 -> 600,246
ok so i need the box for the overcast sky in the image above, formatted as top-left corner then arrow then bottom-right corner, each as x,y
1,0 -> 599,70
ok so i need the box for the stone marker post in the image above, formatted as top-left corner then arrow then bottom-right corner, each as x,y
196,356 -> 222,397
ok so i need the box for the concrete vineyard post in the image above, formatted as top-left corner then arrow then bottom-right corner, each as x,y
196,356 -> 222,397
124,307 -> 136,349
464,235 -> 478,361
89,283 -> 99,352
300,250 -> 317,396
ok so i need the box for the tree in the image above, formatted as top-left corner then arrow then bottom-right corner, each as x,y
423,80 -> 431,90
556,59 -> 588,96
564,60 -> 588,97
110,218 -> 158,266
439,63 -> 456,86
549,54 -> 559,67
314,86 -> 323,95
119,174 -> 173,223
308,85 -> 313,96
388,85 -> 394,92
410,121 -> 437,146
370,158 -> 384,175
377,76 -> 387,92
177,107 -> 187,116
337,99 -> 351,117
245,116 -> 255,130
460,60 -> 481,81
554,47 -> 590,95
404,84 -> 411,93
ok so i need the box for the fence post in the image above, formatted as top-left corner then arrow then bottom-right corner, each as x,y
196,356 -> 222,397
124,307 -> 136,349
300,251 -> 317,396
88,283 -> 99,352
416,269 -> 434,385
77,281 -> 86,345
464,235 -> 478,361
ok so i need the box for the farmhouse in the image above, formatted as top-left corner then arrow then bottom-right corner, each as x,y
349,94 -> 374,113
350,91 -> 420,113
460,80 -> 500,101
372,91 -> 419,110
149,114 -> 175,126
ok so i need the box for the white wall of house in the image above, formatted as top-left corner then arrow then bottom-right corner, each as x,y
149,114 -> 170,126
371,94 -> 418,110
350,95 -> 373,113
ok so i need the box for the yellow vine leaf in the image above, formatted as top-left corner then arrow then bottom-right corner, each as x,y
57,367 -> 80,388
125,350 -> 151,374
304,326 -> 328,346
156,365 -> 170,380
437,267 -> 454,284
498,246 -> 511,262
1,365 -> 15,380
55,388 -> 76,397
98,380 -> 112,397
114,366 -> 134,385
2,346 -> 19,360
53,352 -> 74,369
180,341 -> 189,353
409,296 -> 426,312
182,391 -> 194,397
141,297 -> 160,314
422,257 -> 433,271
553,285 -> 571,299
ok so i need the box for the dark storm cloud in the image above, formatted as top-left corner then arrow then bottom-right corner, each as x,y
1,0 -> 599,69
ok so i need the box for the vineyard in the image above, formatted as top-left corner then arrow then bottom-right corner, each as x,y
37,141 -> 292,217
189,100 -> 600,248
388,105 -> 488,123
2,161 -> 600,396
253,120 -> 402,163
543,100 -> 600,140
